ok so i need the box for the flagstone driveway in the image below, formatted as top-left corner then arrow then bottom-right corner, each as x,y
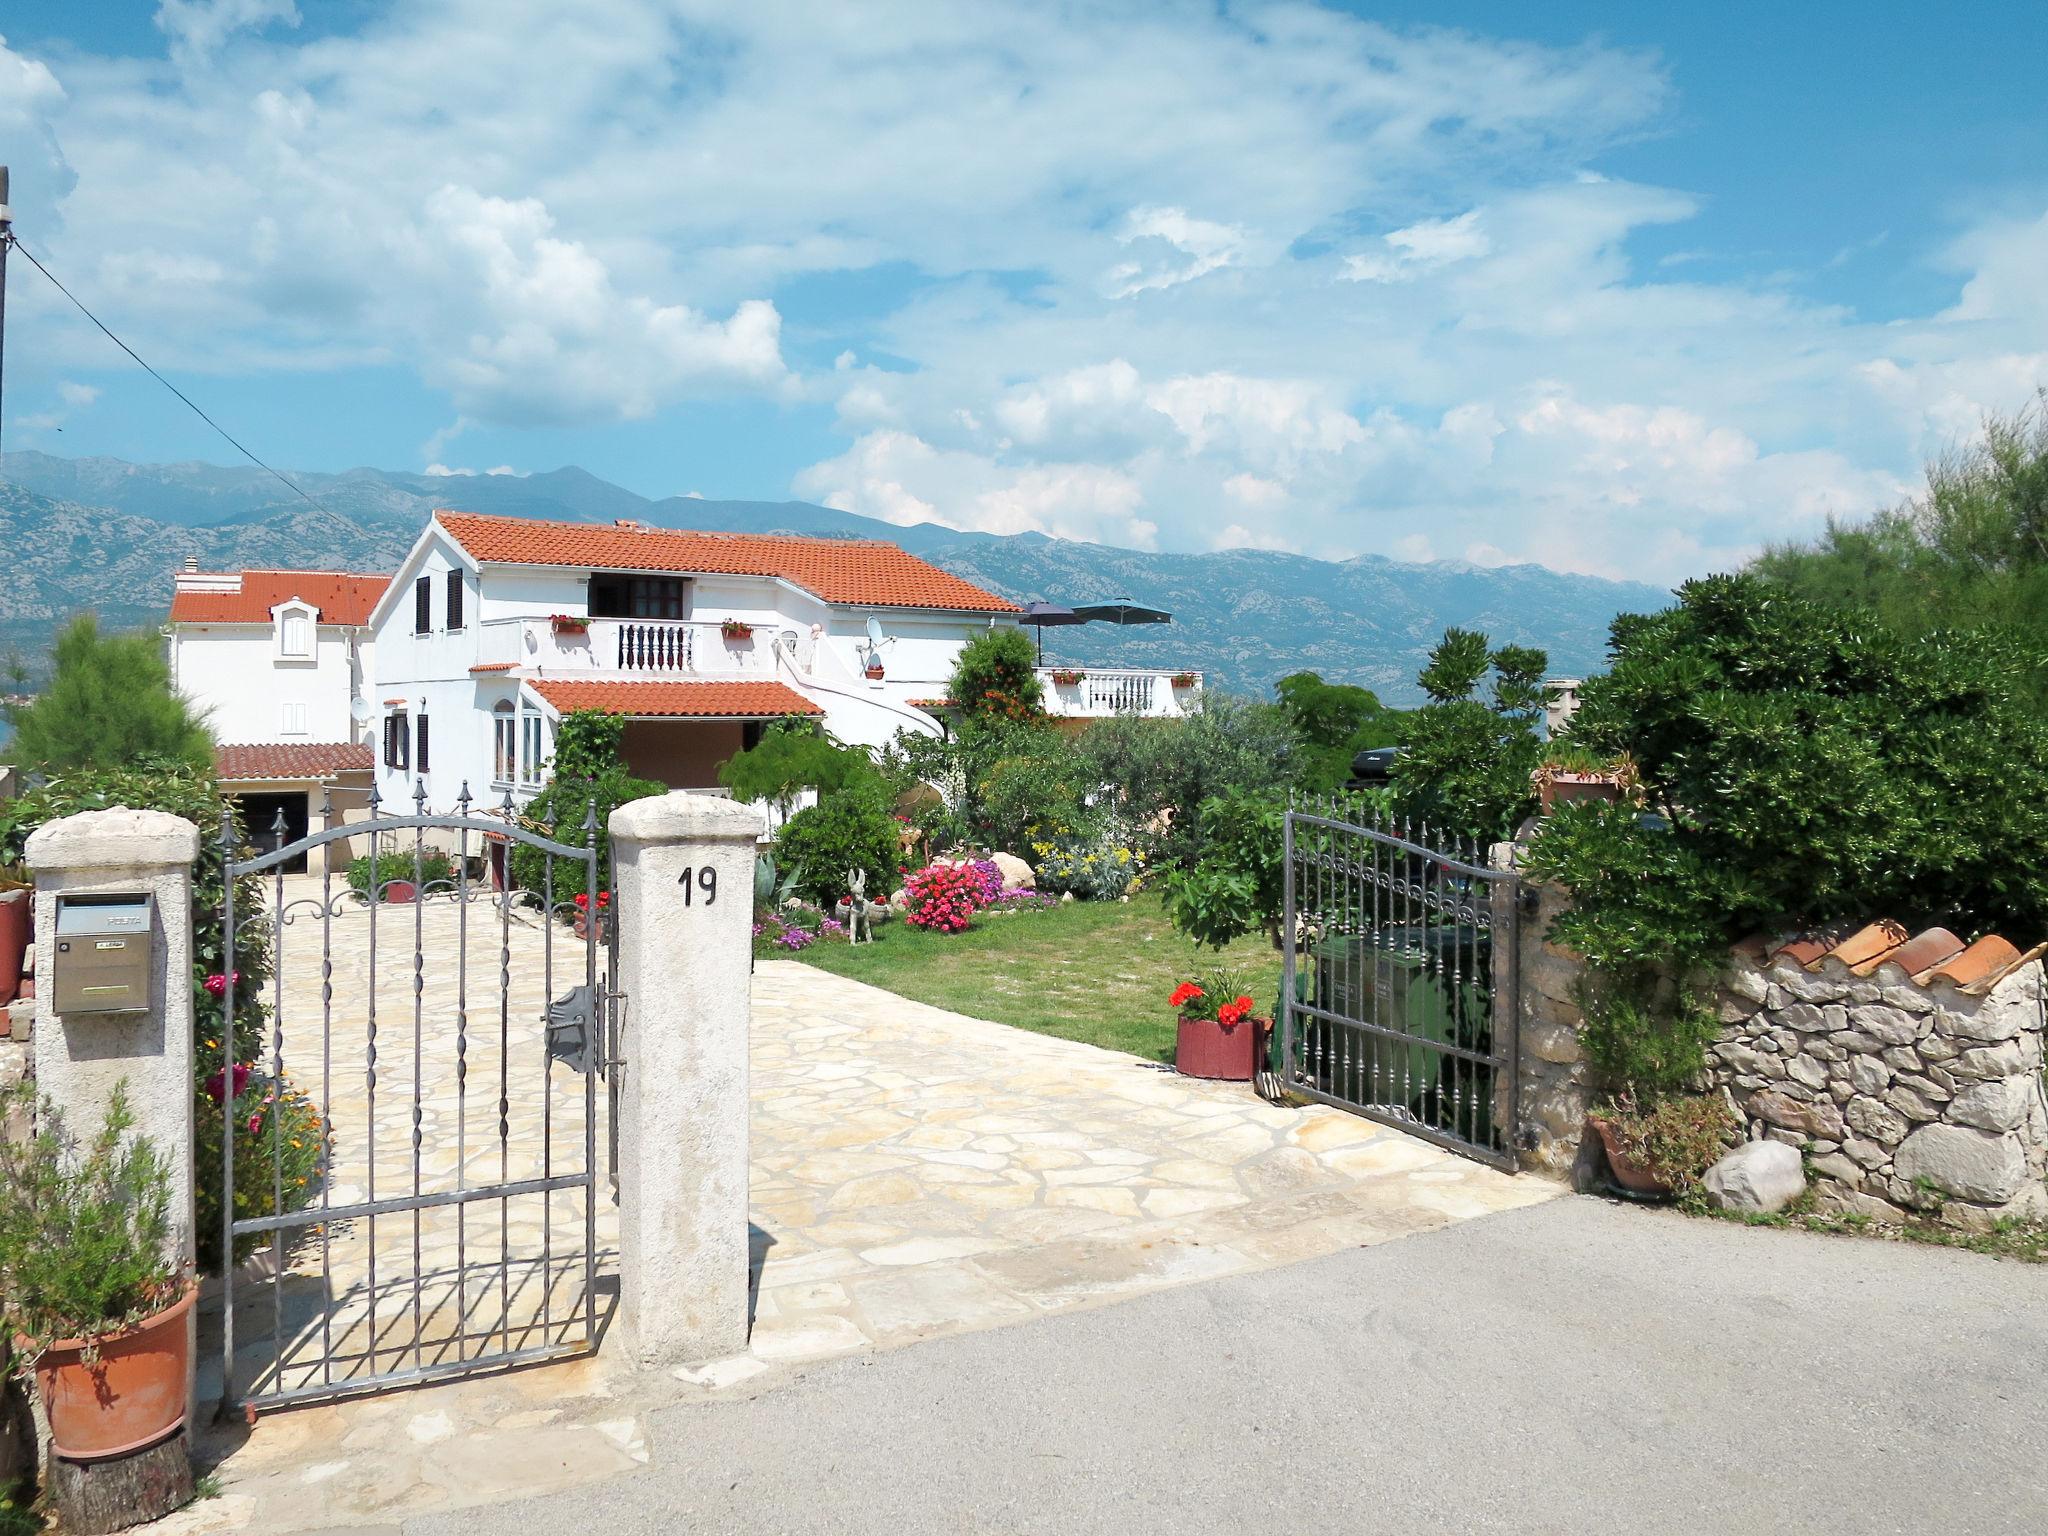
185,913 -> 1555,1532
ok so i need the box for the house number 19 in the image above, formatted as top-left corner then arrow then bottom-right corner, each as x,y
678,866 -> 718,905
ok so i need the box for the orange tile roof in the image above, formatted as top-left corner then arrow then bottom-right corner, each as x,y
1762,921 -> 2044,996
170,570 -> 390,625
216,742 -> 375,782
435,511 -> 1017,613
528,680 -> 822,718
469,662 -> 519,673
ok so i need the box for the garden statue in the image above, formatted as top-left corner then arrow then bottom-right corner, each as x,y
837,868 -> 882,945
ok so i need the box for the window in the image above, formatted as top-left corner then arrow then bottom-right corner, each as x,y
280,701 -> 309,736
492,702 -> 516,784
416,713 -> 430,773
414,576 -> 432,635
588,573 -> 687,619
446,569 -> 465,631
520,714 -> 544,786
383,712 -> 409,771
279,612 -> 311,658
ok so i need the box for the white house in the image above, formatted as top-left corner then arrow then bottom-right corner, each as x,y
167,563 -> 386,865
168,511 -> 1206,847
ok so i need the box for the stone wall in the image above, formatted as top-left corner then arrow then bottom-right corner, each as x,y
1505,867 -> 2048,1227
1712,948 -> 2048,1227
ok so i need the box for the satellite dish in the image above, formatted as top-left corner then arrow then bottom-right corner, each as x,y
865,616 -> 887,649
349,696 -> 373,723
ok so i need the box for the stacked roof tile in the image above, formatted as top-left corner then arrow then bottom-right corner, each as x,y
434,511 -> 1018,613
169,570 -> 389,625
1759,920 -> 2045,996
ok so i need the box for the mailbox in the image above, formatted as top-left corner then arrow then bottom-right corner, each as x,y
53,893 -> 155,1014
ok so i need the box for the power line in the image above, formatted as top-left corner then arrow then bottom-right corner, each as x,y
6,233 -> 331,516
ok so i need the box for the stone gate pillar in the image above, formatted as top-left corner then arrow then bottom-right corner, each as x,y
608,792 -> 764,1367
26,807 -> 201,1266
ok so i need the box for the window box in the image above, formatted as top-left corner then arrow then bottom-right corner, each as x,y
1050,669 -> 1085,686
720,619 -> 755,641
550,614 -> 590,636
1170,671 -> 1198,689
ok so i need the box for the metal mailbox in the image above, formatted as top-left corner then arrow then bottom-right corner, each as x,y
53,893 -> 154,1014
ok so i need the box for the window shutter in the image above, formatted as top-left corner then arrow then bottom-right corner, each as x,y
417,713 -> 430,772
415,576 -> 431,635
446,570 -> 464,631
383,714 -> 397,768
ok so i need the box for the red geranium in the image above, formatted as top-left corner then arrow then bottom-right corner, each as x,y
1216,995 -> 1255,1028
1168,982 -> 1204,1010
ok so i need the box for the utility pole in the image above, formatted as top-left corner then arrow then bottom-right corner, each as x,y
0,165 -> 11,459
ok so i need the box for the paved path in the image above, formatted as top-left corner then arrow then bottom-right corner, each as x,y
182,938 -> 1551,1530
409,1197 -> 2048,1536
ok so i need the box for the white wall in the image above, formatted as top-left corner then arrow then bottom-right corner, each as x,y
168,621 -> 369,746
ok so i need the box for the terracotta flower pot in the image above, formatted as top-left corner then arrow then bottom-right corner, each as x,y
0,887 -> 28,1007
1588,1116 -> 1670,1196
1175,1013 -> 1260,1081
381,880 -> 417,905
31,1282 -> 197,1461
1538,773 -> 1624,813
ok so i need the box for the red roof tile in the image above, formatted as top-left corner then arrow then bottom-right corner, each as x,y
170,570 -> 389,625
1827,919 -> 1910,974
217,742 -> 374,782
1920,934 -> 2022,991
469,662 -> 519,673
528,680 -> 822,718
435,512 -> 1018,613
1764,920 -> 2038,996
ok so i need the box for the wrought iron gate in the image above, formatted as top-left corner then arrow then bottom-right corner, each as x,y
1278,799 -> 1520,1170
213,783 -> 616,1413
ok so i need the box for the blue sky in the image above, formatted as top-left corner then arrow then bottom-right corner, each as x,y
2,1 -> 2045,583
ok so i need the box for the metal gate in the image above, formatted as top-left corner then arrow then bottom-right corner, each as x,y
1278,799 -> 1520,1170
213,783 -> 617,1413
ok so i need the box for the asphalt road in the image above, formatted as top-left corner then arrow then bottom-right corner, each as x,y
413,1196 -> 2048,1535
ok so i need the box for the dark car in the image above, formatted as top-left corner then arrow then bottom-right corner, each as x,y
1345,744 -> 1398,790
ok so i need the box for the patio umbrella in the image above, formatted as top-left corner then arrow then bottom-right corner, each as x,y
1070,600 -> 1172,626
1019,599 -> 1084,663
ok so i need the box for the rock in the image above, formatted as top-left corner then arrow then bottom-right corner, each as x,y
1703,1140 -> 1806,1214
1059,891 -> 1075,904
1881,1046 -> 1922,1073
1827,1081 -> 1854,1104
1846,1055 -> 1890,1096
1950,1041 -> 2026,1082
1848,1005 -> 1923,1047
1718,996 -> 1760,1025
1915,1033 -> 1958,1062
1525,1020 -> 1583,1066
1749,1089 -> 1845,1142
1713,1042 -> 1760,1075
1807,1151 -> 1865,1188
1935,1000 -> 2026,1044
1786,1053 -> 1829,1090
1831,1030 -> 1882,1055
1806,1039 -> 1847,1064
1892,1071 -> 1951,1103
1844,1097 -> 1909,1146
1893,1124 -> 2029,1205
1724,967 -> 1771,1006
989,851 -> 1035,889
889,888 -> 909,909
1946,1078 -> 2033,1134
1775,970 -> 1843,1005
1879,985 -> 1934,1014
1776,1002 -> 1830,1033
1842,1136 -> 1890,1170
1882,1084 -> 1941,1123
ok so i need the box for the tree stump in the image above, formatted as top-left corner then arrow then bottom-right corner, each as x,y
46,1431 -> 194,1535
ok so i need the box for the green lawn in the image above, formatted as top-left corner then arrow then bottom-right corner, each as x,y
781,893 -> 1282,1063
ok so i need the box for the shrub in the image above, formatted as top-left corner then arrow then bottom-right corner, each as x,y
0,1082 -> 179,1353
1033,825 -> 1144,901
902,861 -> 993,932
1071,694 -> 1301,869
1160,791 -> 1287,948
948,628 -> 1045,726
508,712 -> 663,903
1525,573 -> 2048,965
1390,629 -> 1549,841
718,717 -> 882,818
975,738 -> 1095,853
775,786 -> 900,905
346,848 -> 454,898
194,1069 -> 327,1268
1274,671 -> 1413,791
753,904 -> 830,953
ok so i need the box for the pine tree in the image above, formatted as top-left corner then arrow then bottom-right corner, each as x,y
6,614 -> 213,772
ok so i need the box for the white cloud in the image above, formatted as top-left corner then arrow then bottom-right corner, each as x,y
0,7 -> 2043,585
56,381 -> 100,408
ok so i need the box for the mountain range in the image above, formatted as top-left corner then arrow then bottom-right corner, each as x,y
0,450 -> 1671,701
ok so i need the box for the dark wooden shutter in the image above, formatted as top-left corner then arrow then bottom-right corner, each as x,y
446,570 -> 464,630
416,713 -> 430,772
414,576 -> 431,634
383,714 -> 395,768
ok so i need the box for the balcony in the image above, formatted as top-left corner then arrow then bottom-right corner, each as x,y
480,618 -> 810,678
1036,667 -> 1202,718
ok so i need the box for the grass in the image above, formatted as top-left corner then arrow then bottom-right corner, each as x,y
1697,1189 -> 2048,1262
779,892 -> 1282,1062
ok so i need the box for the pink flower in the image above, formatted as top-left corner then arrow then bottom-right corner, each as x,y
205,1062 -> 251,1104
203,971 -> 241,997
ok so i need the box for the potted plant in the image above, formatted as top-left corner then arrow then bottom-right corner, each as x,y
0,1082 -> 196,1468
1585,1091 -> 1738,1200
549,613 -> 590,636
864,658 -> 886,680
1168,971 -> 1261,1081
0,861 -> 29,1007
721,619 -> 755,642
1532,744 -> 1637,814
1049,668 -> 1085,687
1169,671 -> 1198,689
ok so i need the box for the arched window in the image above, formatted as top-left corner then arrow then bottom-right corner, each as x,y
492,700 -> 516,785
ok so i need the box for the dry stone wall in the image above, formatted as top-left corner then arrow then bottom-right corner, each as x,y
1,995 -> 33,1485
1712,949 -> 2048,1227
